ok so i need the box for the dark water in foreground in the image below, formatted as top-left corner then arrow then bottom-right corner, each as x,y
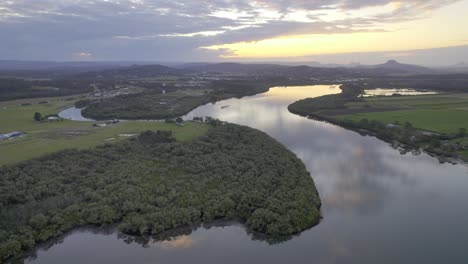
27,86 -> 468,264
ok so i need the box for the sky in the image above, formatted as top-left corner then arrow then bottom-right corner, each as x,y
1,0 -> 468,65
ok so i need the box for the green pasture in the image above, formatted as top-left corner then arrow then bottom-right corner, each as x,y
339,93 -> 468,134
0,96 -> 208,165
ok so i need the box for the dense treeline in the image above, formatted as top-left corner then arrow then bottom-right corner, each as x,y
288,84 -> 363,115
76,64 -> 189,79
0,78 -> 93,101
209,80 -> 272,98
0,123 -> 321,262
362,74 -> 468,93
81,80 -> 274,120
82,93 -> 210,120
333,118 -> 467,162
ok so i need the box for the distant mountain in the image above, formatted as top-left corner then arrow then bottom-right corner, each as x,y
433,62 -> 468,73
189,61 -> 356,68
176,62 -> 213,69
288,61 -> 346,68
0,60 -> 144,71
452,62 -> 467,68
78,64 -> 190,79
278,61 -> 340,68
182,62 -> 287,74
182,60 -> 436,76
347,62 -> 362,68
182,62 -> 352,76
296,62 -> 362,68
0,59 -> 444,80
357,60 -> 434,75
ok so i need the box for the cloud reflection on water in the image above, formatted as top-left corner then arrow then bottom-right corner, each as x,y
156,236 -> 197,251
188,85 -> 414,215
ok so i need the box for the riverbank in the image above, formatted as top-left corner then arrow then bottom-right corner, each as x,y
0,96 -> 209,165
288,85 -> 468,163
0,122 -> 321,262
79,80 -> 275,120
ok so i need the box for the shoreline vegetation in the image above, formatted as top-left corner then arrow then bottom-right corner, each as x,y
77,79 -> 328,121
288,84 -> 468,163
79,80 -> 275,120
20,219 -> 286,262
0,121 -> 321,262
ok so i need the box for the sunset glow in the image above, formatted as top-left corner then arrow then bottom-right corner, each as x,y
203,1 -> 468,59
0,0 -> 467,63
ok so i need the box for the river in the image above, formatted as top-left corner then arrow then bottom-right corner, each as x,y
27,85 -> 468,264
57,107 -> 94,121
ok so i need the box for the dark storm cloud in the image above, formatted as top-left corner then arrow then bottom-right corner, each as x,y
0,0 -> 461,60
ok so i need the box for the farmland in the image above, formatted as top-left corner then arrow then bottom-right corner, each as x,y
0,96 -> 208,165
337,94 -> 468,134
289,89 -> 468,162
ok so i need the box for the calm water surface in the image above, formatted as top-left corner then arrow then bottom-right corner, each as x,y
28,85 -> 468,264
363,88 -> 438,97
58,107 -> 94,121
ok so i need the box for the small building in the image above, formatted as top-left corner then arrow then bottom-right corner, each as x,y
93,119 -> 119,128
386,123 -> 400,129
0,131 -> 26,140
420,131 -> 439,136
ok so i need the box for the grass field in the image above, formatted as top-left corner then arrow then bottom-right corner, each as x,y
175,88 -> 211,96
340,109 -> 468,134
338,93 -> 468,134
288,91 -> 468,162
352,94 -> 468,108
0,96 -> 209,165
458,150 -> 468,160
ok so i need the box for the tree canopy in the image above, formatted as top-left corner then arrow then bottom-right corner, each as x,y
0,123 -> 321,262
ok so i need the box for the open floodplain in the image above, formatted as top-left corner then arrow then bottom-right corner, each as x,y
339,93 -> 468,133
335,93 -> 468,159
0,96 -> 208,165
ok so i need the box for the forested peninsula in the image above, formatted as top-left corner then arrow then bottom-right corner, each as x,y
0,121 -> 321,262
80,80 -> 273,120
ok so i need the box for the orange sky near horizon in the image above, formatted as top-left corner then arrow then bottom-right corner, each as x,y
203,1 -> 468,58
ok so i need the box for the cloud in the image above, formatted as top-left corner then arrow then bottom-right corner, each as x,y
0,0 -> 462,60
73,52 -> 93,59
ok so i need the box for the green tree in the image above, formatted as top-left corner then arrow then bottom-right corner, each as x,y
33,112 -> 42,121
404,122 -> 413,129
359,118 -> 369,128
458,128 -> 467,137
29,214 -> 48,230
